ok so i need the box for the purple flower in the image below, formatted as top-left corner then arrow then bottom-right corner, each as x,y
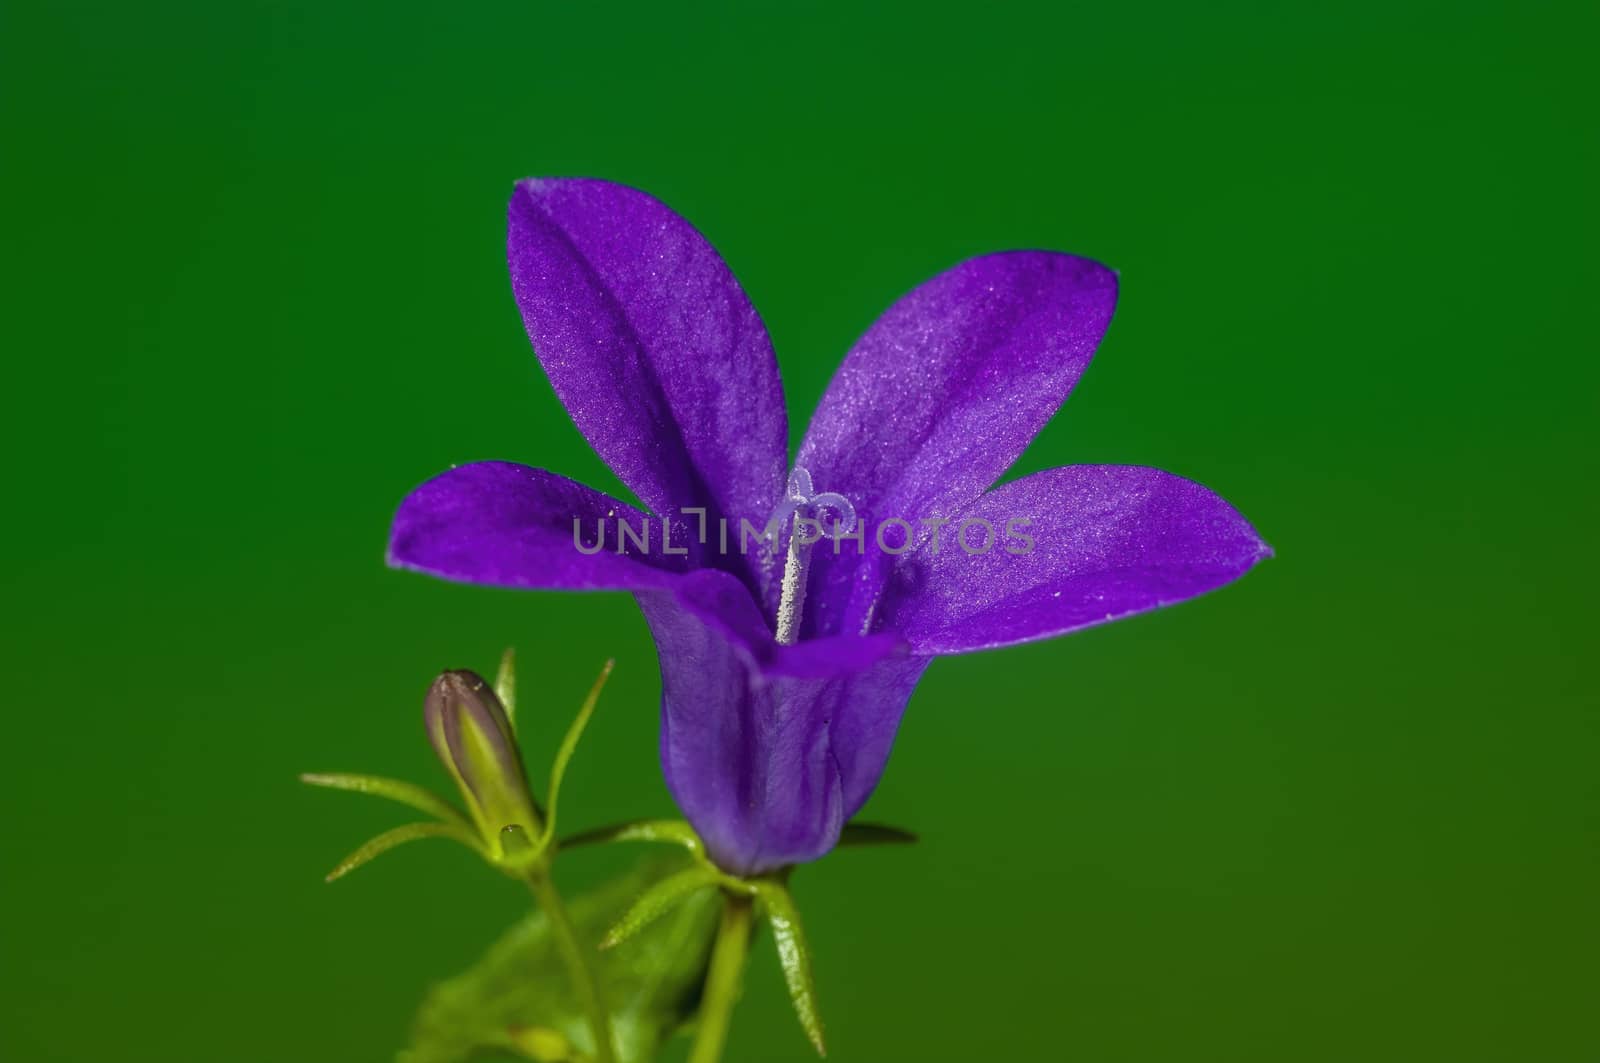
389,179 -> 1270,876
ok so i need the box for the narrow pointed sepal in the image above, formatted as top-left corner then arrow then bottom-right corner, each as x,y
560,819 -> 706,859
298,772 -> 474,833
541,659 -> 613,847
324,821 -> 479,882
600,865 -> 719,949
751,881 -> 826,1056
837,822 -> 918,847
495,646 -> 517,731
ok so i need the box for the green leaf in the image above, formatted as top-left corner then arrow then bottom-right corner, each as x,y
837,821 -> 918,847
541,659 -> 613,846
400,856 -> 720,1063
559,819 -> 704,859
752,880 -> 827,1057
324,821 -> 479,882
496,647 -> 517,731
299,772 -> 474,833
601,866 -> 719,949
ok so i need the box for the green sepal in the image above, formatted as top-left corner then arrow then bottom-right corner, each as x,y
541,659 -> 613,849
495,647 -> 517,731
299,772 -> 475,834
399,856 -> 720,1063
750,880 -> 827,1057
324,821 -> 481,882
560,819 -> 705,859
837,821 -> 918,847
601,865 -> 719,949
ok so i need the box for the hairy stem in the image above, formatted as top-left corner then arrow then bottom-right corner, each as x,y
688,892 -> 754,1063
527,870 -> 616,1063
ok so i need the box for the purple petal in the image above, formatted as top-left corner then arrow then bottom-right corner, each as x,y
387,461 -> 693,591
878,465 -> 1271,655
386,459 -> 907,685
766,631 -> 907,679
821,654 -> 930,818
640,591 -> 923,874
507,179 -> 788,573
794,252 -> 1118,637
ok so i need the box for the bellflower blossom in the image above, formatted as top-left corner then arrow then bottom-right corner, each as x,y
389,179 -> 1270,876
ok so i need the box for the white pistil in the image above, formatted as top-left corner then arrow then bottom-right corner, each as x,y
775,515 -> 812,646
769,466 -> 856,646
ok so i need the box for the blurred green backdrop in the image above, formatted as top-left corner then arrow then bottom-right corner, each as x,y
3,2 -> 1596,1060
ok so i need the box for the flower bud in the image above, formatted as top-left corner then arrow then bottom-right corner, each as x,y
425,669 -> 542,857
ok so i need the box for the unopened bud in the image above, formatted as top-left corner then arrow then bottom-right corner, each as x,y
425,670 -> 542,858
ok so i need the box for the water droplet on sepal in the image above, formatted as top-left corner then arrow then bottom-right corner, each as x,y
498,822 -> 541,874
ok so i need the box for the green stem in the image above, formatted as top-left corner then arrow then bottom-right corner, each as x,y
527,870 -> 616,1063
688,892 -> 754,1063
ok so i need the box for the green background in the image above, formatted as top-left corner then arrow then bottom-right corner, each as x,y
4,2 -> 1596,1060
